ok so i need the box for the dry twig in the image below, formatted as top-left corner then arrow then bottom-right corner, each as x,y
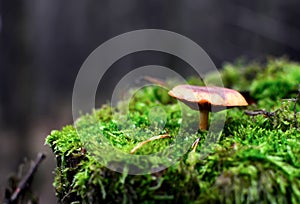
130,134 -> 170,154
244,109 -> 275,118
139,76 -> 169,87
4,153 -> 46,204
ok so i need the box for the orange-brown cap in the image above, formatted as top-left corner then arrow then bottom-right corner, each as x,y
168,85 -> 248,110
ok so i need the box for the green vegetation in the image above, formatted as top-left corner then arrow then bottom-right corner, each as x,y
46,57 -> 300,203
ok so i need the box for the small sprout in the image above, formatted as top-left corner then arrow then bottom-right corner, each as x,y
191,138 -> 200,152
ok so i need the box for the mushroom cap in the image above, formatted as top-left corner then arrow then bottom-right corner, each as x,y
168,85 -> 248,110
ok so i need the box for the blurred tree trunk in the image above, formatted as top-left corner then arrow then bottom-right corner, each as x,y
0,0 -> 33,155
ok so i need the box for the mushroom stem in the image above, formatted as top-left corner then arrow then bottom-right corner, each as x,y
199,108 -> 209,130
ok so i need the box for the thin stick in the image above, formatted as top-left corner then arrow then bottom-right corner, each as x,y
244,109 -> 275,117
130,134 -> 170,154
9,153 -> 46,203
142,76 -> 168,87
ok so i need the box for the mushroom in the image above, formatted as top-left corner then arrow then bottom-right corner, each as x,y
168,85 -> 248,130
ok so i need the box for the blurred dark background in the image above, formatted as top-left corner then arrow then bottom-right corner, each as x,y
1,0 -> 300,203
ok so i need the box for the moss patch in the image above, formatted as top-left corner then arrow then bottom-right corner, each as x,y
46,58 -> 300,203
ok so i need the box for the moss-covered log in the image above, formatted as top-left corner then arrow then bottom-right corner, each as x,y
46,58 -> 300,203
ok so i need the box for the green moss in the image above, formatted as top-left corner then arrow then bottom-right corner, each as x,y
206,57 -> 300,109
250,58 -> 300,108
46,58 -> 300,203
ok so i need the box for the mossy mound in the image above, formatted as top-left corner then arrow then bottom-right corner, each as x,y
46,58 -> 300,203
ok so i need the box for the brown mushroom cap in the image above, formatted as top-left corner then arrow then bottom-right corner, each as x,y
168,85 -> 248,110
